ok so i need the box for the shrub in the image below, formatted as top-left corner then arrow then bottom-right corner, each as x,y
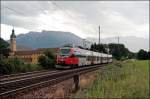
0,58 -> 42,75
0,58 -> 24,74
38,50 -> 56,69
137,49 -> 149,60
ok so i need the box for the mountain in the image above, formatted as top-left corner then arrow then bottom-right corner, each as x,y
87,36 -> 149,52
16,30 -> 83,49
14,30 -> 149,52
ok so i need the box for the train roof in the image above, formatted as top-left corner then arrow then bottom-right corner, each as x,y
60,47 -> 112,57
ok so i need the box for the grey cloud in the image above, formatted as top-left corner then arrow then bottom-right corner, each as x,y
52,1 -> 149,37
1,1 -> 58,29
53,1 -> 148,24
1,1 -> 149,38
1,1 -> 56,17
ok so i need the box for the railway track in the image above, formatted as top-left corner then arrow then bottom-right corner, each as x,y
0,64 -> 106,98
0,70 -> 59,82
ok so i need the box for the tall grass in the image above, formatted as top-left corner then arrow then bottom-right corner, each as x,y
73,60 -> 149,98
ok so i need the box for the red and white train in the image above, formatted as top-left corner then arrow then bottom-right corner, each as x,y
56,47 -> 112,68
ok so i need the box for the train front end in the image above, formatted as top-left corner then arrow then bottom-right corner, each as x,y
56,47 -> 78,68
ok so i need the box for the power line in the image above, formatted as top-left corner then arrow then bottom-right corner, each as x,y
3,2 -> 96,41
2,5 -> 54,31
50,1 -> 96,37
2,6 -> 26,16
50,1 -> 84,26
50,1 -> 74,19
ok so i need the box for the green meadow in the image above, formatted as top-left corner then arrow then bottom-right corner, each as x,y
72,60 -> 149,98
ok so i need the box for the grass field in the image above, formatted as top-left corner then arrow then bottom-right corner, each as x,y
71,60 -> 149,98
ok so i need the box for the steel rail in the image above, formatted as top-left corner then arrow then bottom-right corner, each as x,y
0,64 -> 106,98
0,69 -> 50,79
0,63 -> 107,81
1,64 -> 102,85
0,70 -> 59,82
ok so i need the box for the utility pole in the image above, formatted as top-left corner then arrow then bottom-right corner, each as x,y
117,36 -> 120,60
0,28 -> 2,38
99,25 -> 102,63
107,46 -> 109,63
83,39 -> 86,48
118,36 -> 119,44
0,26 -> 2,60
99,26 -> 100,45
0,35 -> 1,60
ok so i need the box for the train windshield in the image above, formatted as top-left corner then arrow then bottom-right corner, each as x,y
59,48 -> 71,56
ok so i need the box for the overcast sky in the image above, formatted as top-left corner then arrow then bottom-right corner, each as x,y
1,1 -> 149,40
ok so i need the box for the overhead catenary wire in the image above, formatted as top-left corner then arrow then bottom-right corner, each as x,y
50,1 -> 94,47
50,0 -> 85,32
50,1 -> 75,20
2,6 -> 27,16
50,1 -> 95,32
3,2 -> 95,35
1,5 -> 54,31
2,2 -> 94,47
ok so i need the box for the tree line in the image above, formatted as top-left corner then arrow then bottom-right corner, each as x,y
90,43 -> 150,60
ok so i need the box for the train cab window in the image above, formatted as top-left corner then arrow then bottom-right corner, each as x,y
59,48 -> 71,56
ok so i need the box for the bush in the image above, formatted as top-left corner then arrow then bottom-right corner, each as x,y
0,58 -> 24,74
0,58 -> 42,75
137,49 -> 149,60
38,50 -> 56,69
